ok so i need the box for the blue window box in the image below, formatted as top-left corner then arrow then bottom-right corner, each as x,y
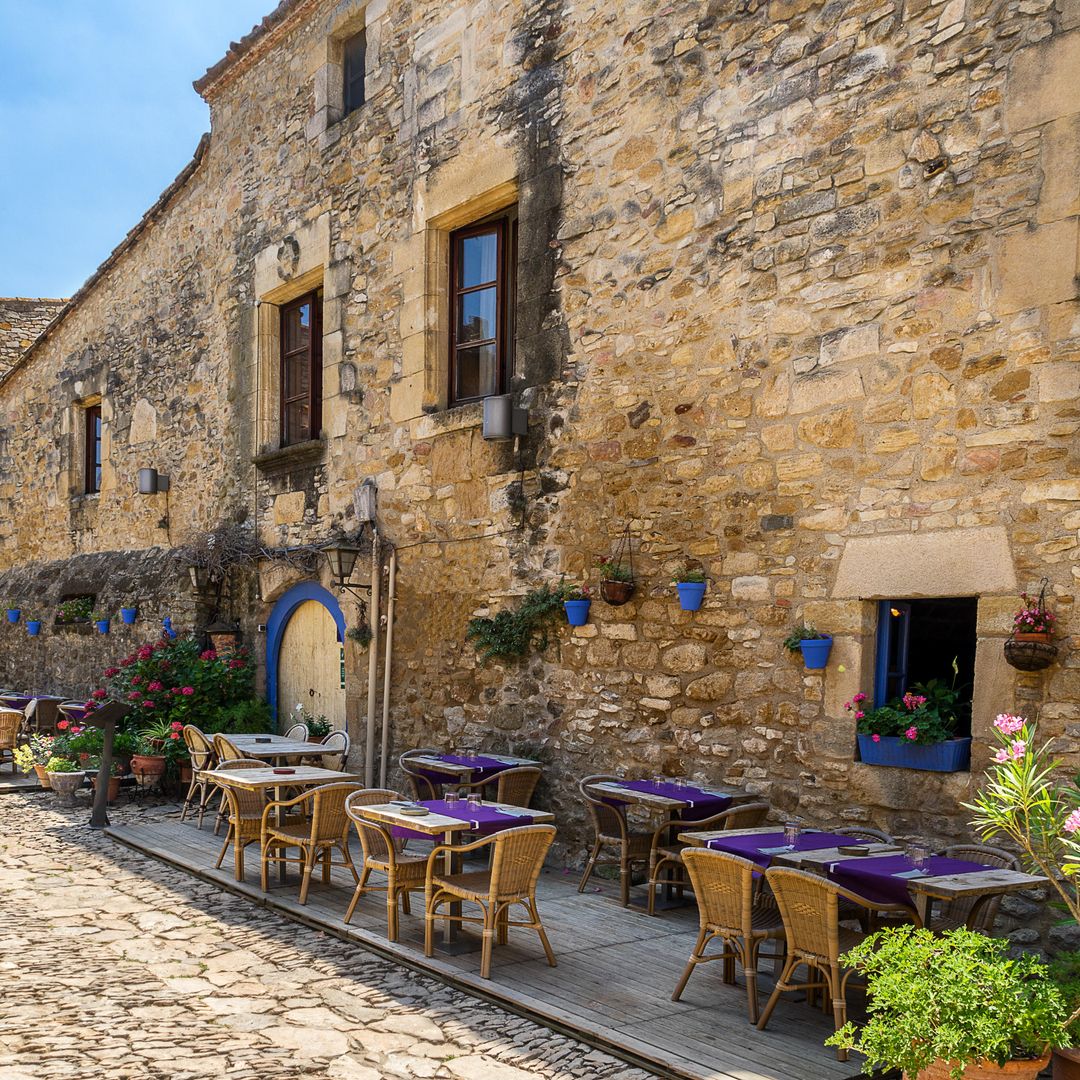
857,733 -> 971,773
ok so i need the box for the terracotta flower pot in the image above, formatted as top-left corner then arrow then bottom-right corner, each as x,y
1014,631 -> 1052,644
180,765 -> 192,784
130,754 -> 166,780
91,774 -> 121,802
599,579 -> 635,606
308,736 -> 325,744
910,1054 -> 1051,1080
1054,1047 -> 1080,1080
33,763 -> 50,789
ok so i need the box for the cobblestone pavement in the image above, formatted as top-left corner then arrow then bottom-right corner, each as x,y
0,792 -> 653,1080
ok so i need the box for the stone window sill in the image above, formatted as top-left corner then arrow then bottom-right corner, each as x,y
414,400 -> 484,439
254,439 -> 327,475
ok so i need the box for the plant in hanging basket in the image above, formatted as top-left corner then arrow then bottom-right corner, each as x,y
1012,588 -> 1056,643
597,559 -> 635,606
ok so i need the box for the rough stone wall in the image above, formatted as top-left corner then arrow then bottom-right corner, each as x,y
0,299 -> 66,375
0,0 -> 1077,936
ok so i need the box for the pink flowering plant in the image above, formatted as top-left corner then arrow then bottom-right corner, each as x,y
1013,591 -> 1056,636
844,677 -> 963,745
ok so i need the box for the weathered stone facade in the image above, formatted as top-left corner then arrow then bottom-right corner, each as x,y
2,0 -> 1080,903
0,298 -> 66,375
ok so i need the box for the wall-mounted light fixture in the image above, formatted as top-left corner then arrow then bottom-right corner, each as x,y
189,565 -> 212,592
137,468 -> 170,494
482,394 -> 528,441
323,536 -> 369,597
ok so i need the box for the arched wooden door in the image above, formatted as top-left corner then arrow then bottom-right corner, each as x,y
276,599 -> 346,729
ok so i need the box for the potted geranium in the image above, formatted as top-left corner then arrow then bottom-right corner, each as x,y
848,677 -> 971,772
827,925 -> 1066,1078
783,623 -> 833,669
597,559 -> 635,606
45,756 -> 85,803
673,566 -> 707,611
966,713 -> 1080,1075
14,733 -> 55,787
562,584 -> 592,626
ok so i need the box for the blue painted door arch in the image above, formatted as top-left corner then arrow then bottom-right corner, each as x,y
266,582 -> 345,722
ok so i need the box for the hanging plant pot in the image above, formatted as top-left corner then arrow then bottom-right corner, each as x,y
1004,638 -> 1058,672
120,607 -> 138,625
1013,630 -> 1052,644
26,620 -> 41,637
564,599 -> 591,626
675,582 -> 707,611
600,579 -> 635,606
799,635 -> 833,669
5,608 -> 20,624
95,619 -> 110,634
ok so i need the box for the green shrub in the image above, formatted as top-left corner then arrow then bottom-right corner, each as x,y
467,584 -> 573,664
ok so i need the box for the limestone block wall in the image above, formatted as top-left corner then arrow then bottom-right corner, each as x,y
0,299 -> 66,375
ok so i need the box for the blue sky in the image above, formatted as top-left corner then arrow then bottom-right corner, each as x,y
0,0 -> 275,298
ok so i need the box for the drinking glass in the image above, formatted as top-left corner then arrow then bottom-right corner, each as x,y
466,791 -> 482,810
651,774 -> 665,788
444,789 -> 459,807
908,840 -> 930,872
783,818 -> 802,848
674,776 -> 688,789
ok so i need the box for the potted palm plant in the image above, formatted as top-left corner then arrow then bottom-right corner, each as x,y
827,926 -> 1066,1078
783,623 -> 833,669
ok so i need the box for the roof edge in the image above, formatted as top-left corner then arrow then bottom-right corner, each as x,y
0,133 -> 211,391
194,0 -> 320,101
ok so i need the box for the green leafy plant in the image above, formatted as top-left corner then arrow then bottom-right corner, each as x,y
45,756 -> 82,774
562,583 -> 591,601
13,744 -> 35,773
92,610 -> 109,622
290,704 -> 331,739
827,926 -> 1066,1077
1049,953 -> 1080,1043
467,583 -> 574,664
57,596 -> 94,622
783,624 -> 827,652
672,565 -> 706,584
597,559 -> 632,583
202,699 -> 272,734
346,623 -> 373,648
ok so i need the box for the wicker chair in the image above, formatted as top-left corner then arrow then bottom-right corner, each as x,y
577,774 -> 652,907
260,782 -> 363,904
212,733 -> 244,762
0,708 -> 21,774
836,826 -> 894,844
672,848 -> 786,1022
180,725 -> 217,827
213,759 -> 270,881
455,765 -> 542,808
315,730 -> 350,771
757,866 -> 922,1059
424,824 -> 557,978
344,788 -> 428,940
647,801 -> 771,916
283,722 -> 309,742
933,843 -> 1020,932
399,747 -> 445,800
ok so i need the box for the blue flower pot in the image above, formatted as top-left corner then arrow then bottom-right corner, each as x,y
799,635 -> 833,669
95,619 -> 110,634
120,607 -> 138,625
564,599 -> 591,626
26,621 -> 41,637
857,734 -> 971,773
676,582 -> 707,611
5,609 -> 19,624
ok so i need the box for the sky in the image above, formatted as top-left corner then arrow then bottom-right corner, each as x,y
0,0 -> 276,298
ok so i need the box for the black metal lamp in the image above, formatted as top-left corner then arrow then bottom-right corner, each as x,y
189,565 -> 212,592
323,539 -> 366,590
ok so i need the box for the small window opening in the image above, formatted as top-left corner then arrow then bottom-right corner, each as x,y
343,29 -> 367,115
279,291 -> 323,447
84,404 -> 102,494
874,597 -> 977,737
56,594 -> 96,624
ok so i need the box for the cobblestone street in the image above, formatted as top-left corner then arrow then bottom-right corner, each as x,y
0,792 -> 650,1080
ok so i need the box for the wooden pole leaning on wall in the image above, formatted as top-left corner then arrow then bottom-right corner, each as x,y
378,548 -> 397,788
364,532 -> 382,787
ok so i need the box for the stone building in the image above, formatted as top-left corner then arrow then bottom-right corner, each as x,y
0,298 -> 66,375
1,0 -> 1079,884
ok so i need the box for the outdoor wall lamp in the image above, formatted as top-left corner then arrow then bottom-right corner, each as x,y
137,467 -> 170,494
323,538 -> 369,595
188,565 -> 212,592
482,394 -> 528,441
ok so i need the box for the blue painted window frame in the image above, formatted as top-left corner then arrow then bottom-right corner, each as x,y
873,600 -> 911,706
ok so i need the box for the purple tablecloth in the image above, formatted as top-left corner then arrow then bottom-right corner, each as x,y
416,754 -> 511,785
705,831 -> 867,870
830,854 -> 989,908
391,800 -> 533,841
1,695 -> 31,711
617,779 -> 733,822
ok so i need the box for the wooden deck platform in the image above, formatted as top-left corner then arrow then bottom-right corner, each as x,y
0,771 -> 42,795
106,817 -> 868,1080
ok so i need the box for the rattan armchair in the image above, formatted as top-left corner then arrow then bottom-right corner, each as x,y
0,708 -> 20,774
757,866 -> 923,1059
424,824 -> 557,978
260,782 -> 363,904
647,801 -> 771,916
344,788 -> 428,940
399,747 -> 444,800
283,721 -> 309,741
180,725 -> 216,827
672,848 -> 786,1022
577,774 -> 652,907
933,843 -> 1020,932
212,733 -> 244,762
454,765 -> 542,808
213,759 -> 270,881
316,730 -> 350,770
835,825 -> 894,843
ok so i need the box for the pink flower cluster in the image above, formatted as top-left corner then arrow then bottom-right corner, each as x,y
1014,593 -> 1056,632
843,692 -> 868,712
902,692 -> 927,711
994,740 -> 1027,764
1064,809 -> 1080,835
994,713 -> 1025,736
905,726 -> 919,741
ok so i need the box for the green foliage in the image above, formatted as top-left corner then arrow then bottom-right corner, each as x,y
57,596 -> 93,622
673,566 -> 707,584
827,926 -> 1067,1077
1049,953 -> 1080,1042
202,699 -> 273,735
597,560 -> 632,583
290,704 -> 330,738
66,728 -> 105,757
45,756 -> 82,773
467,584 -> 572,664
13,744 -> 35,773
346,623 -> 373,648
783,624 -> 826,651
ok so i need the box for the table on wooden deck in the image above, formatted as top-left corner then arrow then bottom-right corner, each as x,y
107,814 -> 860,1080
679,826 -> 1048,926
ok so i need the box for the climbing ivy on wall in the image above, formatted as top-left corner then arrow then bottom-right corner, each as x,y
466,583 -> 570,664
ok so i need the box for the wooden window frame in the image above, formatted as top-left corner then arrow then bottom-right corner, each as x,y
84,404 -> 102,495
279,291 -> 323,448
343,28 -> 367,116
447,208 -> 517,406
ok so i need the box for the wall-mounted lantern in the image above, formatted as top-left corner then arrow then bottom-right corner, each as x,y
323,537 -> 369,597
137,468 -> 170,494
482,394 -> 528,441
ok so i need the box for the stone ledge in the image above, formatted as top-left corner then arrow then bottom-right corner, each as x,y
253,439 -> 326,475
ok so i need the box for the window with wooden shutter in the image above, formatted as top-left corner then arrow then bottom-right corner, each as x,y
343,29 -> 367,116
280,292 -> 323,446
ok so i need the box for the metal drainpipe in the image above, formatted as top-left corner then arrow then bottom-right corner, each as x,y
364,530 -> 381,786
378,548 -> 397,788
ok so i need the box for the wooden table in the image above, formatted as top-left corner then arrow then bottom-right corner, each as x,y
203,765 -> 364,882
679,828 -> 1048,926
406,752 -> 540,781
230,734 -> 341,763
352,799 -> 554,946
589,779 -> 750,815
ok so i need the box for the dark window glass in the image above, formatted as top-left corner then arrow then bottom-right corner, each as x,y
343,30 -> 366,115
280,292 -> 322,447
84,404 -> 102,494
448,209 -> 517,405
